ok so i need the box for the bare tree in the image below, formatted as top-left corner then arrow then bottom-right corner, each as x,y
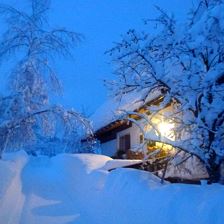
107,0 -> 224,182
0,0 -> 94,157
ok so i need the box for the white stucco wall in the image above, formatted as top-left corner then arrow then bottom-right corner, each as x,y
116,123 -> 142,151
100,123 -> 142,157
100,139 -> 117,157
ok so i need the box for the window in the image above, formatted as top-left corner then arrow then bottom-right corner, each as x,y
147,140 -> 156,148
146,140 -> 175,159
119,134 -> 130,152
139,134 -> 144,144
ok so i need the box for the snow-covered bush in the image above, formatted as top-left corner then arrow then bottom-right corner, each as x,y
107,0 -> 224,182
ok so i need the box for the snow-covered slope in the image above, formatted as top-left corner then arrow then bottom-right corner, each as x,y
0,151 -> 223,224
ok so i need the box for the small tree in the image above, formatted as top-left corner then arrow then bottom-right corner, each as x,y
107,0 -> 224,182
0,0 -> 94,157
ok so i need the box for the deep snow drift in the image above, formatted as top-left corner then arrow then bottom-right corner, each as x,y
0,151 -> 223,224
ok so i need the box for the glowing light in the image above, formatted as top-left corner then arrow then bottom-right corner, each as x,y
158,122 -> 174,139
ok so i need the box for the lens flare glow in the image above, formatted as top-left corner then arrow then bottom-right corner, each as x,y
158,122 -> 174,139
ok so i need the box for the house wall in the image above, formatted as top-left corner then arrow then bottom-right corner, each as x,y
99,104 -> 175,157
100,123 -> 142,157
100,139 -> 117,157
116,123 -> 142,151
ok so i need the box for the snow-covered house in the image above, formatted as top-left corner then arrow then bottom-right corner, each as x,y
91,89 -> 209,180
91,88 -> 173,158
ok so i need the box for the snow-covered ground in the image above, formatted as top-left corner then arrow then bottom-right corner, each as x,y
0,151 -> 224,224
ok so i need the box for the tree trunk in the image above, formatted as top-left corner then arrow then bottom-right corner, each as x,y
206,149 -> 224,184
219,161 -> 224,184
207,162 -> 223,184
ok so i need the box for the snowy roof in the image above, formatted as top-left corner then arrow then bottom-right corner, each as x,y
91,88 -> 162,132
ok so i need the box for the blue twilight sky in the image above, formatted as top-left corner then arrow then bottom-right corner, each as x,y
0,0 -> 194,115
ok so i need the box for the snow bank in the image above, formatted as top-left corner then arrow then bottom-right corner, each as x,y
0,151 -> 223,224
50,153 -> 111,192
93,168 -> 224,224
51,153 -> 112,173
0,151 -> 28,224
